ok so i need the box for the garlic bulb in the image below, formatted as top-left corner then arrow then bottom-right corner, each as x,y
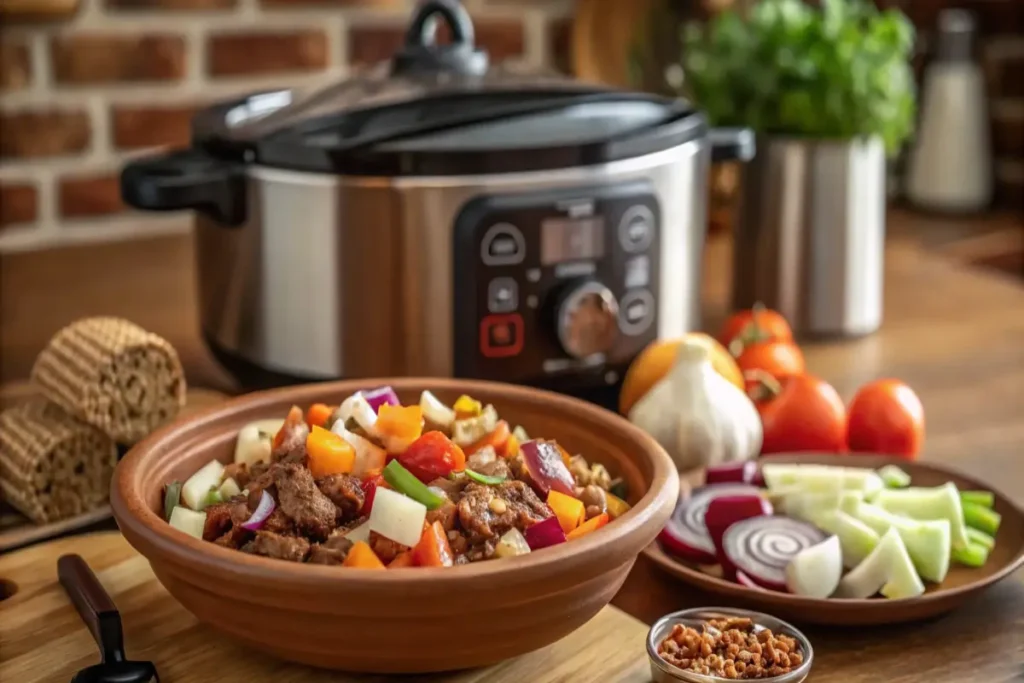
628,338 -> 762,472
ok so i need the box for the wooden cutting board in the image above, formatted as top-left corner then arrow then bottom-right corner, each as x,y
0,532 -> 653,682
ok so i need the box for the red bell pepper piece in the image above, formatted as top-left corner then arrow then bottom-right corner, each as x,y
397,431 -> 466,483
360,474 -> 384,516
412,520 -> 454,567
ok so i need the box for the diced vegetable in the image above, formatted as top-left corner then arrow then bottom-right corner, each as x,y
810,509 -> 880,569
389,552 -> 415,568
785,535 -> 843,598
420,390 -> 456,430
272,406 -> 305,451
233,419 -> 284,467
218,477 -> 241,500
761,464 -> 884,499
556,444 -> 573,469
704,495 -> 773,573
397,431 -> 466,482
465,468 -> 506,485
952,541 -> 990,568
878,464 -> 911,488
547,490 -> 585,534
362,386 -> 400,413
847,500 -> 951,583
360,474 -> 383,516
468,446 -> 497,467
453,395 -> 482,419
182,459 -> 226,510
566,512 -> 610,540
344,520 -> 371,544
874,482 -> 969,549
778,490 -> 845,523
305,426 -> 356,478
240,490 -> 277,531
521,440 -> 576,496
412,520 -> 454,567
382,460 -> 445,510
305,403 -> 334,429
960,490 -> 995,508
835,528 -> 925,599
331,421 -> 386,476
465,420 -> 511,457
376,404 -> 424,453
962,501 -> 1001,536
524,516 -> 567,551
163,481 -> 182,521
343,541 -> 386,569
512,425 -> 530,444
967,527 -> 995,551
657,484 -> 761,564
879,530 -> 926,599
204,488 -> 223,507
721,516 -> 827,591
369,485 -> 428,547
168,506 -> 207,539
451,404 -> 499,447
705,461 -> 764,487
495,528 -> 532,558
338,393 -> 379,434
605,492 -> 631,519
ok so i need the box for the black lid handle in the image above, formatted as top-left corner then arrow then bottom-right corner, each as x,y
391,0 -> 488,77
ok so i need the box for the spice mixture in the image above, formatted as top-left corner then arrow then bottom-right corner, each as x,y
656,617 -> 804,679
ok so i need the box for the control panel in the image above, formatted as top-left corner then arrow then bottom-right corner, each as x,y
452,182 -> 661,397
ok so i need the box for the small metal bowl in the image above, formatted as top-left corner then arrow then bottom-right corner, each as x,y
646,607 -> 813,683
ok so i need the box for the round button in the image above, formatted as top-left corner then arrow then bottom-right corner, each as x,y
619,289 -> 655,336
618,205 -> 654,253
556,281 -> 620,359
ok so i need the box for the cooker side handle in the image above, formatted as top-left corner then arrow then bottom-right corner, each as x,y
121,149 -> 246,227
709,128 -> 756,163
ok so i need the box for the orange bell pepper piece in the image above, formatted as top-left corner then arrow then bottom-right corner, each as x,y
272,405 -> 304,450
306,425 -> 355,479
465,420 -> 510,457
305,403 -> 334,429
567,512 -> 610,540
388,552 -> 415,569
504,433 -> 520,458
376,404 -> 424,441
343,541 -> 386,569
605,492 -> 631,519
411,520 -> 454,567
547,490 -> 585,534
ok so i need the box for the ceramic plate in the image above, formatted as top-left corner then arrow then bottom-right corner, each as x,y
643,454 -> 1024,626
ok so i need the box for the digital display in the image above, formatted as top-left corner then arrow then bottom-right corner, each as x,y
540,216 -> 605,265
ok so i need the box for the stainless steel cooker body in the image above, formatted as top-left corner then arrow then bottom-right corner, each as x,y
197,139 -> 709,391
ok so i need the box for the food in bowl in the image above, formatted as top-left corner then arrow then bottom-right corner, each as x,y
656,616 -> 804,679
162,386 -> 632,568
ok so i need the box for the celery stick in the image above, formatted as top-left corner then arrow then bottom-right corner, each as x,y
952,541 -> 989,568
966,527 -> 995,551
962,501 -> 1001,536
960,490 -> 994,508
874,482 -> 969,549
878,465 -> 911,489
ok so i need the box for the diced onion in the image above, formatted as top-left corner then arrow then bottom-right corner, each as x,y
233,420 -> 283,467
368,487 -> 427,547
218,477 -> 242,500
332,421 -> 387,476
182,460 -> 225,510
240,490 -> 277,531
451,405 -> 499,447
362,386 -> 400,413
524,517 -> 566,551
495,528 -> 532,558
337,393 -> 379,433
169,506 -> 207,539
344,520 -> 371,543
420,390 -> 456,429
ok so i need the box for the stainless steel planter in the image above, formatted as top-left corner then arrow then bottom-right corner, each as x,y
732,136 -> 887,338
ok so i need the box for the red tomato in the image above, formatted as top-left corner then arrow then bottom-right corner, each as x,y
397,431 -> 466,483
736,341 -> 805,382
720,305 -> 793,351
846,379 -> 925,460
757,375 -> 847,455
360,474 -> 383,515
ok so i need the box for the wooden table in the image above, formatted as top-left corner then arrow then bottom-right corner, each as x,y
2,210 -> 1023,681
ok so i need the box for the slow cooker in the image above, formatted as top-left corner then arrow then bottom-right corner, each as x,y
121,0 -> 753,410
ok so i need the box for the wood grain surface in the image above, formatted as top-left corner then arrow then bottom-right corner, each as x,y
0,532 -> 652,683
1,209 -> 1023,681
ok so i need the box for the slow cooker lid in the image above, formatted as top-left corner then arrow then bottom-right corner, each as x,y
192,0 -> 704,175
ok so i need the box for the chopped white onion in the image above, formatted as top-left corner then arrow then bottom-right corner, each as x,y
233,419 -> 283,467
332,421 -> 387,476
218,477 -> 242,500
169,506 -> 207,539
343,520 -> 372,544
369,487 -> 426,547
182,460 -> 225,510
419,390 -> 456,429
452,404 -> 499,447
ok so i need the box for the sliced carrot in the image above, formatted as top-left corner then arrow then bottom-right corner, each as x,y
567,512 -> 610,540
343,541 -> 386,569
305,403 -> 334,429
547,490 -> 585,534
376,404 -> 424,441
306,425 -> 355,478
411,520 -> 454,567
388,552 -> 415,569
465,420 -> 510,457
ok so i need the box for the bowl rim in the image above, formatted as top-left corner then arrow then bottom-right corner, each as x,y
643,453 -> 1024,609
111,377 -> 680,587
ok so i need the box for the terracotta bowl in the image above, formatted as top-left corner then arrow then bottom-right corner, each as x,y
111,378 -> 679,673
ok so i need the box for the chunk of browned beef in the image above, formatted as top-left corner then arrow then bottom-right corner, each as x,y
428,473 -> 469,502
242,531 -> 310,562
465,539 -> 498,562
447,528 -> 468,556
307,536 -> 352,565
271,406 -> 309,466
202,502 -> 234,541
247,465 -> 276,509
222,462 -> 251,488
273,463 -> 337,540
425,499 -> 458,532
369,531 -> 408,563
262,507 -> 295,535
473,458 -> 512,481
204,498 -> 254,548
316,473 -> 365,523
457,480 -> 552,544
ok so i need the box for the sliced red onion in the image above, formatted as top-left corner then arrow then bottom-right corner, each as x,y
735,570 -> 769,591
704,495 -> 773,579
524,516 -> 567,551
520,440 -> 575,496
721,516 -> 826,591
240,490 -> 276,531
361,386 -> 400,413
658,483 -> 761,564
705,461 -> 765,487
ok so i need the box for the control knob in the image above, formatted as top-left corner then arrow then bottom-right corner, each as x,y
554,279 -> 619,359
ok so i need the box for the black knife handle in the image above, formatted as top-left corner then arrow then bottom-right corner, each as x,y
58,554 -> 126,663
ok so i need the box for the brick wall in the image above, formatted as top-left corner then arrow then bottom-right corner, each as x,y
0,0 -> 573,251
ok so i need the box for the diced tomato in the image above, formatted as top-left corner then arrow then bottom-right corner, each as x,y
305,403 -> 334,429
360,474 -> 383,515
397,431 -> 466,483
466,420 -> 511,457
412,521 -> 454,567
